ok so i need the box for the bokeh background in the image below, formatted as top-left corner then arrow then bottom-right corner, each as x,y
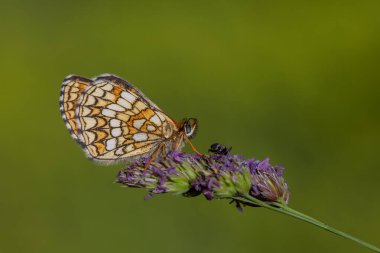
1,1 -> 379,252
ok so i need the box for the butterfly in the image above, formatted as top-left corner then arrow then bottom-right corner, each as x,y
59,74 -> 201,164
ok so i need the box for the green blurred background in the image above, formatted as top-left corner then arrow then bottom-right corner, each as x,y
1,1 -> 379,252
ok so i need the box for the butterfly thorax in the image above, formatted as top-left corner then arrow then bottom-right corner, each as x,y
162,118 -> 198,153
162,121 -> 175,139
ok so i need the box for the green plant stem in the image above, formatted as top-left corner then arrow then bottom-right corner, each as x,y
234,195 -> 380,253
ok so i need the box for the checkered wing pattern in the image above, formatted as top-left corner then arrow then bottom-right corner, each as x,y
59,75 -> 92,143
62,74 -> 178,162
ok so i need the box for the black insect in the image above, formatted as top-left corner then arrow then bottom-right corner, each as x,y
208,143 -> 232,155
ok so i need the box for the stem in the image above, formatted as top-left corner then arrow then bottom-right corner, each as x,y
236,195 -> 380,253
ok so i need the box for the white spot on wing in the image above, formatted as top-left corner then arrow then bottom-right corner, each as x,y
83,117 -> 97,130
157,112 -> 166,121
121,91 -> 136,104
133,133 -> 148,141
115,147 -> 124,155
85,95 -> 96,105
133,119 -> 146,129
92,88 -> 105,97
85,131 -> 96,143
102,109 -> 116,117
117,98 -> 132,109
104,92 -> 116,101
106,138 -> 117,151
147,125 -> 156,131
102,84 -> 113,91
110,119 -> 121,127
111,128 -> 122,137
107,104 -> 125,112
81,107 -> 91,116
150,115 -> 161,126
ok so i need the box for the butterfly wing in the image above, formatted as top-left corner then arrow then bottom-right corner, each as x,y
74,74 -> 178,162
92,74 -> 162,112
60,75 -> 92,142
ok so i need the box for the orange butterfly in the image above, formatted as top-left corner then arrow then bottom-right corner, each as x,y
60,74 -> 201,164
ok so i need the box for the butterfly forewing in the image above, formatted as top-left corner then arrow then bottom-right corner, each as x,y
60,75 -> 92,142
73,74 -> 178,162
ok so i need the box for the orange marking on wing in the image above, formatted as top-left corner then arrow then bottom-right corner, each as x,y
78,82 -> 88,90
116,113 -> 130,122
113,86 -> 123,99
66,102 -> 74,110
94,130 -> 108,142
96,117 -> 107,128
130,88 -> 138,94
89,107 -> 101,116
68,120 -> 76,130
63,102 -> 70,112
140,119 -> 154,132
134,142 -> 150,148
68,92 -> 79,101
67,110 -> 75,119
127,110 -> 148,128
141,108 -> 155,119
128,127 -> 138,134
140,124 -> 147,132
93,142 -> 105,154
123,139 -> 135,145
131,111 -> 146,120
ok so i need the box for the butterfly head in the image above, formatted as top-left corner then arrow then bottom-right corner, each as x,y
180,118 -> 198,139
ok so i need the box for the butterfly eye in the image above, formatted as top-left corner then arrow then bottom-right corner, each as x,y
183,118 -> 198,138
184,123 -> 192,136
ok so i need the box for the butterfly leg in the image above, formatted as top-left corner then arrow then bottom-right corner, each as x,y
161,143 -> 167,158
144,143 -> 165,170
183,134 -> 203,156
174,134 -> 184,150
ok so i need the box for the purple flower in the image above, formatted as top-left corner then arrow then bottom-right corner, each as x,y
257,158 -> 271,172
168,150 -> 187,163
116,144 -> 290,209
